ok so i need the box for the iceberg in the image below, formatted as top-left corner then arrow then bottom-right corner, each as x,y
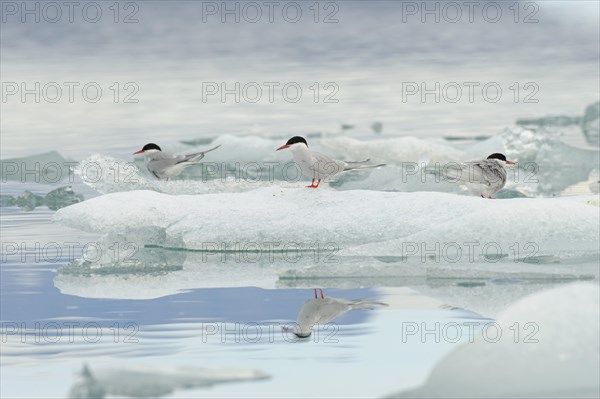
54,188 -> 600,254
386,283 -> 600,398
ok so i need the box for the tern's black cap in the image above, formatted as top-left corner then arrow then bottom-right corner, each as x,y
487,153 -> 507,161
285,136 -> 308,147
142,143 -> 162,151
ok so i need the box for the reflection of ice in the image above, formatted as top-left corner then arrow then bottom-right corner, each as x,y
54,243 -> 598,305
54,249 -> 281,299
54,188 -> 600,254
387,283 -> 600,398
68,363 -> 268,398
0,186 -> 84,211
291,289 -> 388,338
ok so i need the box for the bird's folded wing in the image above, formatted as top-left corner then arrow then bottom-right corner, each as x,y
309,152 -> 346,175
445,162 -> 496,185
147,155 -> 180,172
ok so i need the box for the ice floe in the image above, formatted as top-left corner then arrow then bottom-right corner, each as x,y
54,188 -> 600,255
386,283 -> 600,398
69,363 -> 268,398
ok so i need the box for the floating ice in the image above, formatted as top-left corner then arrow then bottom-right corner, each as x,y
516,115 -> 582,127
1,151 -> 74,183
515,101 -> 599,147
582,101 -> 600,146
319,136 -> 464,165
498,126 -> 599,196
54,188 -> 599,255
387,283 -> 600,398
68,363 -> 268,398
561,170 -> 600,196
371,121 -> 383,134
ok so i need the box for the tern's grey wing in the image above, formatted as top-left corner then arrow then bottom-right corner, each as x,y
446,160 -> 505,187
145,152 -> 181,177
145,152 -> 182,176
469,160 -> 506,187
309,152 -> 346,178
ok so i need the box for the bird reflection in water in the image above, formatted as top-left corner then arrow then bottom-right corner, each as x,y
290,288 -> 389,339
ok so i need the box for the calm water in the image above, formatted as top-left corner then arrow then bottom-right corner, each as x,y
1,1 -> 599,397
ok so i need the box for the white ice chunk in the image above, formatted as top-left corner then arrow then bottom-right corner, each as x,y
387,283 -> 600,398
54,188 -> 600,254
69,364 -> 268,398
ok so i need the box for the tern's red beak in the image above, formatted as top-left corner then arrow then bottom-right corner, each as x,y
276,145 -> 290,151
505,161 -> 515,165
133,149 -> 144,155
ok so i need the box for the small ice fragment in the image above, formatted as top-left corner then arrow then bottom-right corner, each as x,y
581,101 -> 600,146
371,121 -> 383,134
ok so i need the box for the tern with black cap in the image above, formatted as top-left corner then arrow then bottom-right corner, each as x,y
276,136 -> 384,188
133,143 -> 221,180
441,153 -> 516,198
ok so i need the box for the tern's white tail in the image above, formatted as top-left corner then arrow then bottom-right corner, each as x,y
343,159 -> 386,171
183,145 -> 222,163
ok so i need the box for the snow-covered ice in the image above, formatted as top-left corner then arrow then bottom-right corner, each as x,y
386,283 -> 600,398
54,188 -> 600,254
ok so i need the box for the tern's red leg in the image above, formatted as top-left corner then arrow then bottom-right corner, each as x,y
319,288 -> 324,299
306,179 -> 321,188
313,288 -> 317,299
